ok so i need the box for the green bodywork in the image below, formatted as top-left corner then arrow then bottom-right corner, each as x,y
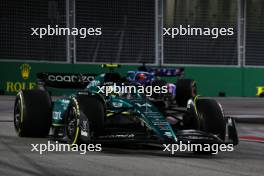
52,73 -> 177,142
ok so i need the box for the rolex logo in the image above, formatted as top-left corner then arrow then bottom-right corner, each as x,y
20,64 -> 31,80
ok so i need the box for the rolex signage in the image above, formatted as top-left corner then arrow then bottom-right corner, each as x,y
5,63 -> 36,93
20,64 -> 31,80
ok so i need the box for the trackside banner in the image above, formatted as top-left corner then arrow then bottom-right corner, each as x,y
0,63 -> 36,94
0,61 -> 262,96
0,62 -> 138,95
0,62 -> 99,95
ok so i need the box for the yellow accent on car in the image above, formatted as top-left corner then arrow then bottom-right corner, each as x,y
71,97 -> 80,145
101,64 -> 120,68
107,111 -> 130,117
121,111 -> 130,115
193,95 -> 199,116
193,95 -> 202,129
52,124 -> 65,127
256,86 -> 264,96
107,113 -> 114,117
72,127 -> 80,145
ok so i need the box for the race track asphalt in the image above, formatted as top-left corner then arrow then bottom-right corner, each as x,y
0,96 -> 263,176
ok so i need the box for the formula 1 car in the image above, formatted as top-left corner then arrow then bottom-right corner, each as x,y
256,85 -> 264,97
14,69 -> 238,154
126,69 -> 196,107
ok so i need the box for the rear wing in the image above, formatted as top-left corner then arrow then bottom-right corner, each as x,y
146,67 -> 184,77
36,73 -> 98,89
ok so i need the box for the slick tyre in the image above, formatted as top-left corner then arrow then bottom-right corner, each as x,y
14,90 -> 52,137
176,79 -> 196,107
196,99 -> 226,140
66,95 -> 105,144
194,99 -> 226,154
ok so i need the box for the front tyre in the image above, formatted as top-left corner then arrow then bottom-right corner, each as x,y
66,95 -> 105,144
192,99 -> 226,154
196,99 -> 226,140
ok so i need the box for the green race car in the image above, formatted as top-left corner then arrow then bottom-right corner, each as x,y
14,70 -> 239,154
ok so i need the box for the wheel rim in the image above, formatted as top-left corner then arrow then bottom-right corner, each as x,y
67,106 -> 78,141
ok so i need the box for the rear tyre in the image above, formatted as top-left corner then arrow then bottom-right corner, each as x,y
176,79 -> 196,107
66,95 -> 105,144
14,90 -> 52,137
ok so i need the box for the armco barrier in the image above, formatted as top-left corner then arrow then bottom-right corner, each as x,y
0,61 -> 263,97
